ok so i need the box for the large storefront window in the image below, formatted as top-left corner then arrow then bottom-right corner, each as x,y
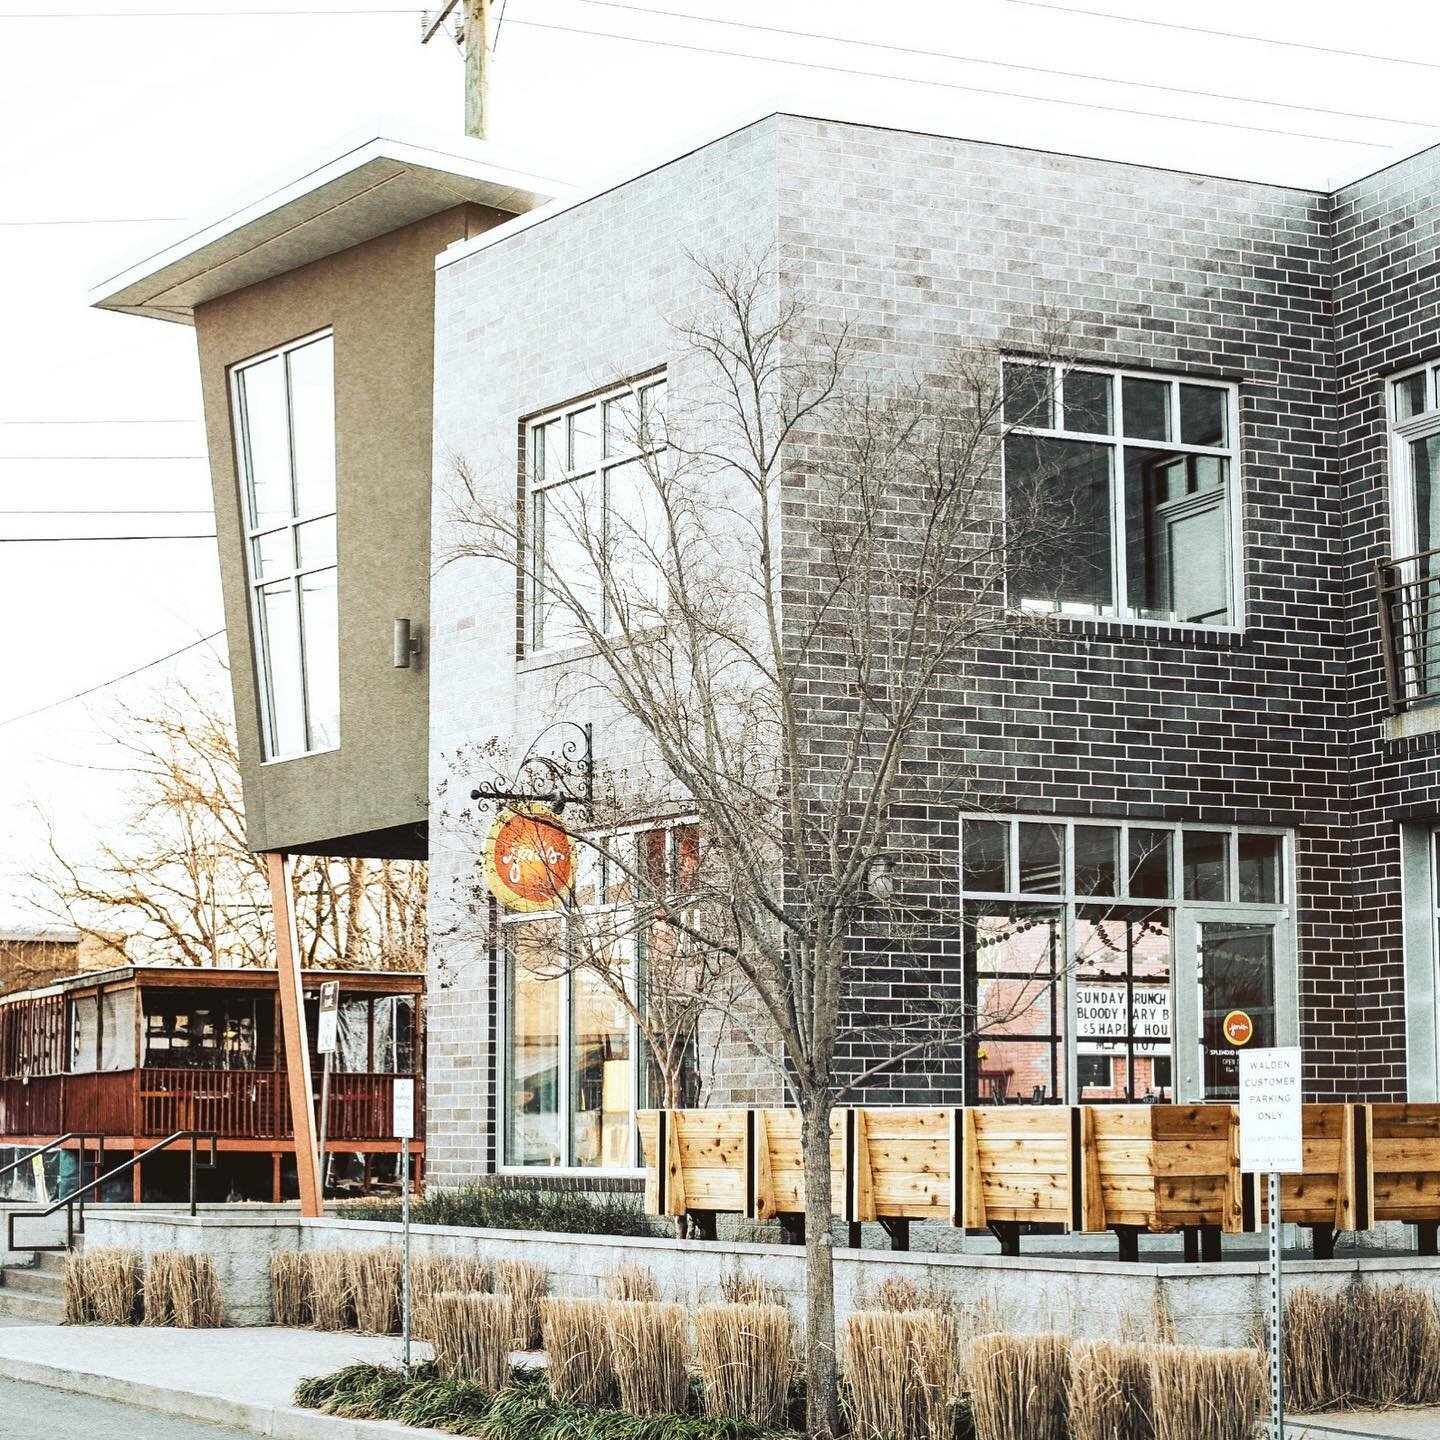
500,822 -> 696,1171
962,817 -> 1293,1104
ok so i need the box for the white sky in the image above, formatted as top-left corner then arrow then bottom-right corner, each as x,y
1,0 -> 1438,926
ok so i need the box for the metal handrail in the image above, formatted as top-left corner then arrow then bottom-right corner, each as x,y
0,1133 -> 104,1189
1374,551 -> 1440,713
6,1130 -> 217,1254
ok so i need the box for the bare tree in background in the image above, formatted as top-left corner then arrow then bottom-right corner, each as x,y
27,672 -> 426,973
445,251 -> 1078,1437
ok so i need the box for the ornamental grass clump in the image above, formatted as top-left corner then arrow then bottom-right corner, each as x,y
168,1251 -> 221,1329
411,1254 -> 490,1340
349,1248 -> 402,1335
270,1250 -> 310,1327
969,1331 -> 1070,1440
694,1302 -> 791,1429
716,1272 -> 785,1309
1149,1345 -> 1264,1440
1068,1339 -> 1154,1440
423,1292 -> 515,1389
541,1296 -> 616,1408
604,1263 -> 660,1302
141,1251 -> 180,1326
841,1308 -> 962,1440
307,1250 -> 352,1332
495,1258 -> 547,1349
66,1246 -> 141,1327
607,1299 -> 691,1417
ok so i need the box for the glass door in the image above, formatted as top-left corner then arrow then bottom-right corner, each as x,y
1174,908 -> 1295,1101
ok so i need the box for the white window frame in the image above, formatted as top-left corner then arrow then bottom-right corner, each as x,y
495,816 -> 695,1177
525,373 -> 667,656
1002,362 -> 1244,633
960,815 -> 1296,1104
1387,358 -> 1440,560
228,328 -> 339,762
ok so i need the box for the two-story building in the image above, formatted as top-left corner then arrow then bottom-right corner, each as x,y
92,109 -> 1440,1195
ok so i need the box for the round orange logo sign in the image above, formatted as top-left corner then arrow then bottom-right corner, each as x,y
1222,1010 -> 1254,1047
483,805 -> 577,913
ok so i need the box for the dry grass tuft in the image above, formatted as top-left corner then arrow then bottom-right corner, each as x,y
541,1296 -> 615,1408
604,1263 -> 660,1303
307,1250 -> 352,1332
1284,1282 -> 1440,1412
717,1272 -> 785,1309
410,1254 -> 490,1340
62,1251 -> 92,1325
70,1246 -> 141,1327
842,1308 -> 962,1440
607,1300 -> 690,1417
349,1249 -> 402,1335
496,1259 -> 547,1349
141,1251 -> 179,1326
270,1250 -> 310,1327
863,1275 -> 954,1315
423,1292 -> 515,1389
694,1302 -> 791,1429
1069,1339 -> 1154,1440
170,1252 -> 221,1329
1149,1345 -> 1264,1440
969,1331 -> 1070,1440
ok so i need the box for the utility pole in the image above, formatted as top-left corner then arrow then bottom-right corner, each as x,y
421,0 -> 490,140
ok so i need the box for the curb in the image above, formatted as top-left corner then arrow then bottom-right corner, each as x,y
0,1351 -> 450,1440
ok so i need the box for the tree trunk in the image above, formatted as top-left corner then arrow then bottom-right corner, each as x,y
799,1085 -> 839,1439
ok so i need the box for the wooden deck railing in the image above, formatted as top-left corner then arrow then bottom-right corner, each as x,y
0,1069 -> 422,1144
640,1103 -> 1419,1262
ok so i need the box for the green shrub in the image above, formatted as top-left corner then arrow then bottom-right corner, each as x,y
294,1362 -> 797,1439
339,1181 -> 661,1238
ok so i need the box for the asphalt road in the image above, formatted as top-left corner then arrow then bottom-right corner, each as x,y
0,1378 -> 268,1438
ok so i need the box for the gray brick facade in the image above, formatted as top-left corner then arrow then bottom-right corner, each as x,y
424,113 -> 1440,1186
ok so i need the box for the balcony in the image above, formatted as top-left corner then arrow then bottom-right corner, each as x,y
0,1069 -> 421,1145
1375,550 -> 1440,713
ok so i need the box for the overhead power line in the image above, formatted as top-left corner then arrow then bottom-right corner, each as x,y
0,216 -> 183,226
999,0 -> 1440,73
0,454 -> 207,461
0,7 -> 421,16
0,631 -> 226,731
0,508 -> 213,515
507,18 -> 1388,147
0,418 -> 200,425
0,534 -> 219,543
573,0 -> 1437,130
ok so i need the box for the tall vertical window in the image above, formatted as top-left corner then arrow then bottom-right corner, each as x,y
231,332 -> 339,759
962,817 -> 1292,1104
501,820 -> 696,1171
1003,363 -> 1239,627
1385,363 -> 1440,705
527,376 -> 667,653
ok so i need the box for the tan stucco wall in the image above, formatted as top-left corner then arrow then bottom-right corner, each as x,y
195,205 -> 505,858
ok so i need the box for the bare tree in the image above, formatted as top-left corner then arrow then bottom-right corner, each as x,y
445,251 -> 1077,1436
29,672 -> 427,973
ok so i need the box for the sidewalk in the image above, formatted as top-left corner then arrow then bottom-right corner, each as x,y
0,1324 -> 444,1439
0,1322 -> 1435,1440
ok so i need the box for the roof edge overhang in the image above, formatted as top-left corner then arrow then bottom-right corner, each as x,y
89,123 -> 570,325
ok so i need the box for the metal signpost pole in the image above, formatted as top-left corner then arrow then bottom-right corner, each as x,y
1269,1169 -> 1284,1440
1238,1045 -> 1302,1440
393,1076 -> 416,1375
316,981 -> 340,1212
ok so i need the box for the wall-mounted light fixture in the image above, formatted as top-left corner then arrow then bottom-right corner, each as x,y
867,854 -> 896,902
393,618 -> 422,669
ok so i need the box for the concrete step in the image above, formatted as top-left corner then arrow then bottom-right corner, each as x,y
34,1250 -> 68,1275
0,1287 -> 63,1324
0,1266 -> 63,1298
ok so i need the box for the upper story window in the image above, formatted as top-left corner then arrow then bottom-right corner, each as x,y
1389,361 -> 1440,559
527,376 -> 667,654
230,332 -> 339,759
1002,362 -> 1239,627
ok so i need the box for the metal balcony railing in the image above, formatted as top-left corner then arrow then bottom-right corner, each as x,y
1375,550 -> 1440,713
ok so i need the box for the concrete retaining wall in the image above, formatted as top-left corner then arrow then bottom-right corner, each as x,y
79,1209 -> 1440,1346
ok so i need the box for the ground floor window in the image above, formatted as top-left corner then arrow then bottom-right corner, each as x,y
962,816 -> 1294,1104
499,820 -> 697,1172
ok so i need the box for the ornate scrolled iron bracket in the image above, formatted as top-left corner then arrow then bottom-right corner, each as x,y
469,720 -> 593,816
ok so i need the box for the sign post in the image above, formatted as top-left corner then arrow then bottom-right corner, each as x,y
1239,1045 -> 1303,1440
315,980 -> 340,1210
393,1076 -> 416,1374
